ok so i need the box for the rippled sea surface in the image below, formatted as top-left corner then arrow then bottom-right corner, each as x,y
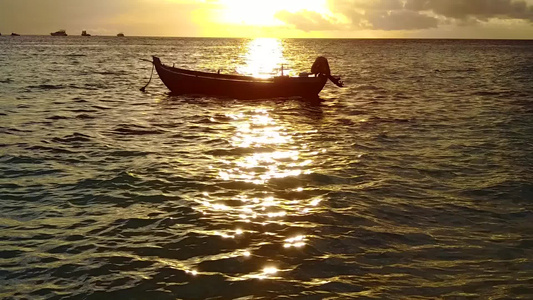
1,37 -> 533,299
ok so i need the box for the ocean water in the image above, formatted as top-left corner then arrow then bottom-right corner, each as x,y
1,36 -> 532,299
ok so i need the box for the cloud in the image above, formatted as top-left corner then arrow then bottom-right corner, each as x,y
404,0 -> 533,21
366,10 -> 439,30
275,0 -> 533,32
274,10 -> 341,31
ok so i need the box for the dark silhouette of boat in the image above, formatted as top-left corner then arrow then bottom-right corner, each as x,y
81,30 -> 91,36
11,33 -> 20,36
117,33 -> 125,37
150,56 -> 343,99
51,30 -> 67,36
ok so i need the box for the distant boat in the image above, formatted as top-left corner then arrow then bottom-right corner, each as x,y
149,56 -> 343,99
117,33 -> 125,37
51,30 -> 67,36
11,33 -> 20,36
81,30 -> 91,37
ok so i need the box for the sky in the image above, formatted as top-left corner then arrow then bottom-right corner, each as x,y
1,0 -> 533,38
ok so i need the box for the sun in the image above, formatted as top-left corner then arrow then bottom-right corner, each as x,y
217,0 -> 329,26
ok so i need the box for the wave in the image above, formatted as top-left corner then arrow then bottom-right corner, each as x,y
205,146 -> 275,156
27,84 -> 65,90
109,124 -> 166,136
51,132 -> 92,144
460,179 -> 533,203
46,115 -> 70,120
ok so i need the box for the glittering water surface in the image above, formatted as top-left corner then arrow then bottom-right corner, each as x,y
1,37 -> 533,299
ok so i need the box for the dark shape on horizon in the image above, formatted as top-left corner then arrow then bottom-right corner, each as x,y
51,30 -> 67,36
117,33 -> 125,37
143,56 -> 343,99
11,33 -> 20,36
81,30 -> 91,37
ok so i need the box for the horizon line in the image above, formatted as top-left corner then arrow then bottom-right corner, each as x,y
1,34 -> 533,41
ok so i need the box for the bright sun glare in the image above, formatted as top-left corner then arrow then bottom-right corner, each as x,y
218,0 -> 328,26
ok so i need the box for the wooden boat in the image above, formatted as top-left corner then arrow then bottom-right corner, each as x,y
11,33 -> 20,36
117,33 -> 125,37
151,56 -> 342,99
51,30 -> 67,36
81,30 -> 91,36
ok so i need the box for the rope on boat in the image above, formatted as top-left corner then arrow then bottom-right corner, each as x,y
140,60 -> 154,92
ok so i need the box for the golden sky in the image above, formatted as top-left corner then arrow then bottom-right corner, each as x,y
1,0 -> 533,38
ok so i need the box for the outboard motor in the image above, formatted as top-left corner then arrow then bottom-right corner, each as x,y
311,56 -> 331,76
311,56 -> 343,87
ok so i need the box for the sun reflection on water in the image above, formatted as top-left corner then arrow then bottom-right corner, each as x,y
241,266 -> 282,280
284,235 -> 307,248
217,110 -> 313,185
191,106 -> 328,279
184,39 -> 327,280
237,38 -> 286,78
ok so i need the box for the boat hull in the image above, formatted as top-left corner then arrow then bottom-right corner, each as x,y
153,57 -> 327,99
